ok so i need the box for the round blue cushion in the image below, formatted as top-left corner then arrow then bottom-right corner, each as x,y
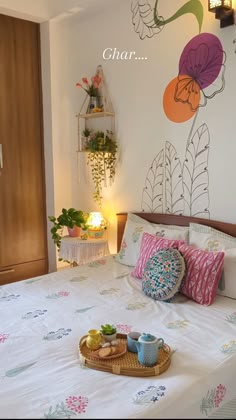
142,247 -> 185,302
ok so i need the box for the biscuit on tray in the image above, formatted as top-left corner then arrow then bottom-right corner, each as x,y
98,347 -> 111,358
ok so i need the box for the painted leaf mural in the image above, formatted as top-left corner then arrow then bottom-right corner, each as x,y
135,14 -> 225,219
165,141 -> 184,215
131,0 -> 164,40
132,0 -> 203,39
154,0 -> 203,33
183,123 -> 210,217
141,149 -> 164,212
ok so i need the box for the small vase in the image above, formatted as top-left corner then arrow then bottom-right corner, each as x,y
87,96 -> 98,113
102,332 -> 117,343
68,226 -> 81,237
86,329 -> 103,350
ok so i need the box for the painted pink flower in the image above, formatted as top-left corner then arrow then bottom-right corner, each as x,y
0,334 -> 9,343
98,259 -> 106,265
66,395 -> 88,413
116,324 -> 132,333
214,384 -> 226,408
58,291 -> 70,297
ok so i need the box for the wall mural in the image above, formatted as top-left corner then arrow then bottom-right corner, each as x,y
131,1 -> 226,218
131,0 -> 203,40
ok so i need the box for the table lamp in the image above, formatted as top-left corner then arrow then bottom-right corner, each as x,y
87,212 -> 107,238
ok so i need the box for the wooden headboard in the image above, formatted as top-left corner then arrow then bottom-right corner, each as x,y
116,212 -> 236,252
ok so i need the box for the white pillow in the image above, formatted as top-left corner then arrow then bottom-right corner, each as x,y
125,213 -> 189,240
189,223 -> 236,299
115,213 -> 188,267
128,213 -> 189,240
115,214 -> 158,266
157,224 -> 189,242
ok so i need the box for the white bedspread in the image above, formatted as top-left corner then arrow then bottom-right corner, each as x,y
0,255 -> 236,419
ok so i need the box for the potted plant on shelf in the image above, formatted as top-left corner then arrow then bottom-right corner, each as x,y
83,130 -> 118,206
100,324 -> 117,343
48,208 -> 88,253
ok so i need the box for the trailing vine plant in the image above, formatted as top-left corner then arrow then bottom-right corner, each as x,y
84,130 -> 118,206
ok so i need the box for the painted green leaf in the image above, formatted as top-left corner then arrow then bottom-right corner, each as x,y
76,306 -> 95,313
26,277 -> 42,284
70,276 -> 88,282
5,362 -> 37,377
154,0 -> 204,33
100,288 -> 119,295
114,272 -> 130,279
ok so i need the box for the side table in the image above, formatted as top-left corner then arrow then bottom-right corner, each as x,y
59,236 -> 110,266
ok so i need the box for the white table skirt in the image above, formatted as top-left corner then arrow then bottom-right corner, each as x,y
59,236 -> 110,264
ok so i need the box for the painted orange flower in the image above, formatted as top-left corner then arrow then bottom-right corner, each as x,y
163,33 -> 225,123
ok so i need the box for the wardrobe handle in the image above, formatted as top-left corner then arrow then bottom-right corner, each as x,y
0,144 -> 3,169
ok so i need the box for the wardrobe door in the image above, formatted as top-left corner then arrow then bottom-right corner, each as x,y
0,14 -> 48,284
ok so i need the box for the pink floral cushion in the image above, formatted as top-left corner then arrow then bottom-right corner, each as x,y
179,244 -> 225,306
131,232 -> 185,279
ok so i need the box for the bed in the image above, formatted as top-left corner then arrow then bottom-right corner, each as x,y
0,212 -> 236,419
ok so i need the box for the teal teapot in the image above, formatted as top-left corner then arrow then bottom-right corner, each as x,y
134,333 -> 164,367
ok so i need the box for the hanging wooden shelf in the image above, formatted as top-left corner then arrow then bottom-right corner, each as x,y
78,111 -> 115,119
77,150 -> 115,154
77,65 -> 117,206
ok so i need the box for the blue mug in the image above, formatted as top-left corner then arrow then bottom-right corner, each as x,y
127,331 -> 141,353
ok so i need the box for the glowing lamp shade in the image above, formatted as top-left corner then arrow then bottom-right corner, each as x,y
87,212 -> 107,238
209,0 -> 232,11
208,0 -> 234,27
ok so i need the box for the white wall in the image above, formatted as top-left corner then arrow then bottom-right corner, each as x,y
43,0 -> 236,268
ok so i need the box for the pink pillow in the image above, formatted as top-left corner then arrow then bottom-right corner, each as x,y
131,232 -> 185,279
179,244 -> 224,306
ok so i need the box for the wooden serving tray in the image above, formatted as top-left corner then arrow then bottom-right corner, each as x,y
78,333 -> 171,377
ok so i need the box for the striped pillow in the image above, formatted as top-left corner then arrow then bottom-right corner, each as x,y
131,232 -> 185,279
179,244 -> 225,306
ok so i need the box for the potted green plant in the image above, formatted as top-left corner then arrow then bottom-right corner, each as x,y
48,208 -> 88,254
100,324 -> 117,342
84,130 -> 118,206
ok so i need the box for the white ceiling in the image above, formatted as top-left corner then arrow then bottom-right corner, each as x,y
0,0 -> 114,23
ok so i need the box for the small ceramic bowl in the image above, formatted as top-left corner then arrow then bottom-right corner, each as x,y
127,331 -> 141,353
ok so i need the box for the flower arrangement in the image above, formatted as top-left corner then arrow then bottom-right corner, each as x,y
76,75 -> 102,97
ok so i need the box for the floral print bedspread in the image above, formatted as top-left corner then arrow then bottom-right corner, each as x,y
0,255 -> 236,419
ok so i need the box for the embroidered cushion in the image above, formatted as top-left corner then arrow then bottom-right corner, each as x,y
142,248 -> 186,301
179,244 -> 225,306
131,232 -> 185,279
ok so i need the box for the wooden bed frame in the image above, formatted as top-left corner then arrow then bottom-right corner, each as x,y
117,212 -> 236,252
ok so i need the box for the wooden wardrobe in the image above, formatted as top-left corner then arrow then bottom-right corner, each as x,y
0,14 -> 48,285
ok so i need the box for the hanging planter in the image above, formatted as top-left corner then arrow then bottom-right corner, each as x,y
84,130 -> 118,206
